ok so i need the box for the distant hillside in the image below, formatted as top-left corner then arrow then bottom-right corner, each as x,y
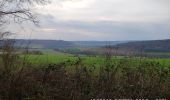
15,39 -> 75,49
115,39 -> 170,52
1,39 -> 170,53
72,41 -> 126,47
0,39 -> 74,49
0,39 -> 126,49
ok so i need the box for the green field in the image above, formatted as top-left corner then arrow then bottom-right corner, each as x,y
21,53 -> 170,67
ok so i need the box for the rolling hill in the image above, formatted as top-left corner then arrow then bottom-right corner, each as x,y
0,39 -> 125,49
115,39 -> 170,52
1,39 -> 170,54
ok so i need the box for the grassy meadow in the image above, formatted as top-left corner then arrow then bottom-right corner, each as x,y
21,52 -> 170,66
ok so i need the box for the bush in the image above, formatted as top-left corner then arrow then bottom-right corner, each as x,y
0,56 -> 169,99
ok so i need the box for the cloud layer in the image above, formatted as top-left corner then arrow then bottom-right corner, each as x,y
9,0 -> 170,40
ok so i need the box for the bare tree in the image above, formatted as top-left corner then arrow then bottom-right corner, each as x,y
0,0 -> 49,25
0,0 -> 49,38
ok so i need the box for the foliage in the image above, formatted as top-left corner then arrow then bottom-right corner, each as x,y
0,53 -> 170,99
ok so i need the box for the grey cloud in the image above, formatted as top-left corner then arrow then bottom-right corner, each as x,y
11,0 -> 170,40
35,14 -> 170,40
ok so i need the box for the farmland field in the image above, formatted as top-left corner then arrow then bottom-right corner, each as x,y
20,53 -> 170,67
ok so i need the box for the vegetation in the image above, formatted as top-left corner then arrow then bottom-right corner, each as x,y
0,47 -> 170,99
17,53 -> 170,66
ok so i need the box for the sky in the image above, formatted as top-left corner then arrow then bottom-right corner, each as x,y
8,0 -> 170,41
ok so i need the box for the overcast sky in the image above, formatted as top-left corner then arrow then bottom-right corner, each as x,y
10,0 -> 170,41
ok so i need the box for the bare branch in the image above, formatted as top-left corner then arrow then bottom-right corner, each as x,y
0,0 -> 50,38
0,0 -> 49,25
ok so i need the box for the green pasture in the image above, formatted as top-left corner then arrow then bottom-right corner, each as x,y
20,54 -> 170,67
